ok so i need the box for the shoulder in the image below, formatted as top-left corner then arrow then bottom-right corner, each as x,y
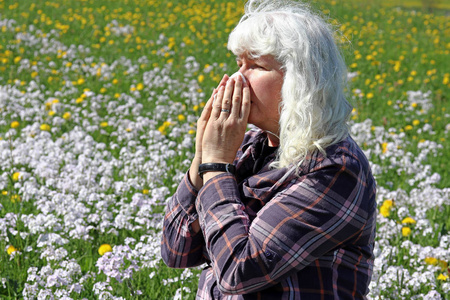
304,136 -> 371,177
295,136 -> 376,212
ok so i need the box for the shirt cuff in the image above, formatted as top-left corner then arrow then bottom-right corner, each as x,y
196,173 -> 241,214
176,170 -> 200,218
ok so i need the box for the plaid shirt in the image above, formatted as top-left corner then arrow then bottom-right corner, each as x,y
161,129 -> 376,299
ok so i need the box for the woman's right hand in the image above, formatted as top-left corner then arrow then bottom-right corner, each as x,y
189,74 -> 229,190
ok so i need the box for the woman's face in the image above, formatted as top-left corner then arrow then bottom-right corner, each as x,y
236,54 -> 284,136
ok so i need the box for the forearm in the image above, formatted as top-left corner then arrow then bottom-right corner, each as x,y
161,172 -> 206,268
195,174 -> 280,294
188,156 -> 203,191
161,207 -> 206,268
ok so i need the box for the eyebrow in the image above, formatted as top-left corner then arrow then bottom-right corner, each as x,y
235,56 -> 259,63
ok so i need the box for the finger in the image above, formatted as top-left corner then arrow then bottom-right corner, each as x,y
213,74 -> 229,105
219,77 -> 235,118
218,74 -> 229,88
230,75 -> 243,118
199,88 -> 216,122
240,86 -> 251,121
211,85 -> 225,120
211,88 -> 218,105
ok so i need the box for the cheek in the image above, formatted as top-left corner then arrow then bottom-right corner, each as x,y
250,77 -> 282,104
247,75 -> 273,97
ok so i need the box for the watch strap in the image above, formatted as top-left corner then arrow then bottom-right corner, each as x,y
198,163 -> 236,179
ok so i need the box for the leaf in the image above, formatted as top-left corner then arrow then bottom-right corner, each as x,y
6,228 -> 17,247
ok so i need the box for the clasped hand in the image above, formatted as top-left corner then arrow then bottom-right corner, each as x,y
189,74 -> 251,189
201,74 -> 251,164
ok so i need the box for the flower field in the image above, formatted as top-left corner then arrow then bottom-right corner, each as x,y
0,0 -> 449,299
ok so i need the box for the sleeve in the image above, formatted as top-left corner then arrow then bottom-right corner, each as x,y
160,130 -> 261,269
195,163 -> 371,295
160,171 -> 207,268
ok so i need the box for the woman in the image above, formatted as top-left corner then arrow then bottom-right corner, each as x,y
161,0 -> 376,299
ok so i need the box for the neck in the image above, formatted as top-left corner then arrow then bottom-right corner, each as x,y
267,131 -> 279,147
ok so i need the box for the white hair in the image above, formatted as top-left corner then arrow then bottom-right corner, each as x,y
228,0 -> 352,174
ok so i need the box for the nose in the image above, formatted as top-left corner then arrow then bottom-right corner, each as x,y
238,65 -> 248,76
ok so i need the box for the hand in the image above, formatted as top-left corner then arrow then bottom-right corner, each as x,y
188,75 -> 229,190
201,75 -> 251,166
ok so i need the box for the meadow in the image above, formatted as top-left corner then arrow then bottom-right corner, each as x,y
0,0 -> 449,299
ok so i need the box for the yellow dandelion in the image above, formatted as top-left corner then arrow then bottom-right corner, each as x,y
63,112 -> 71,120
14,56 -> 21,64
11,194 -> 21,203
76,98 -> 84,104
142,189 -> 149,195
437,273 -> 448,281
11,121 -> 20,128
136,83 -> 144,91
380,199 -> 394,217
383,199 -> 394,209
380,205 -> 391,217
412,120 -> 420,126
401,217 -> 416,225
424,257 -> 438,265
100,122 -> 108,128
188,129 -> 196,135
40,124 -> 51,131
12,172 -> 21,182
402,227 -> 412,237
77,78 -> 85,85
98,244 -> 112,256
158,121 -> 172,135
7,245 -> 18,255
1,191 -> 8,196
177,114 -> 186,122
198,74 -> 205,83
381,142 -> 388,154
405,125 -> 413,131
48,110 -> 56,116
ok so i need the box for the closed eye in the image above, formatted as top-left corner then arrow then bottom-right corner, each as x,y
236,58 -> 267,70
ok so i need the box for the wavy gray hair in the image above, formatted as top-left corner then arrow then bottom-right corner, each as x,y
228,0 -> 352,173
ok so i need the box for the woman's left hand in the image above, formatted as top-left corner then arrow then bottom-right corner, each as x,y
201,75 -> 251,165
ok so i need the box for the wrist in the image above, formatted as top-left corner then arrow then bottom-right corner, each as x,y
202,171 -> 227,183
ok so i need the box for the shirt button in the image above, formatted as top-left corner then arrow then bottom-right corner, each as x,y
264,250 -> 273,259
